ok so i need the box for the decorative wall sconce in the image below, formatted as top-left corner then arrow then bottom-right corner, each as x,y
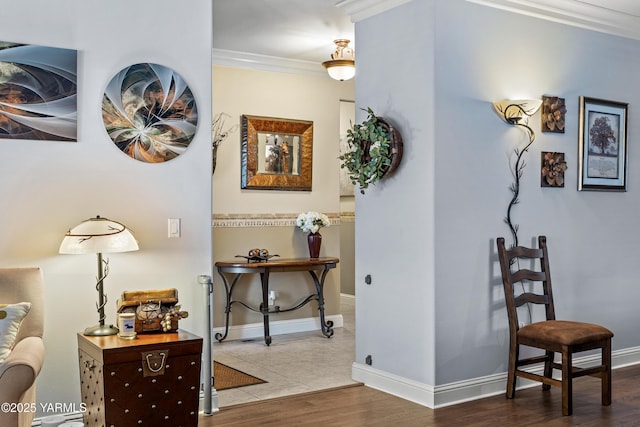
493,99 -> 542,247
322,39 -> 355,81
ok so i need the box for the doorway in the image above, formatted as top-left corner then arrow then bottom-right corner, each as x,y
210,94 -> 357,407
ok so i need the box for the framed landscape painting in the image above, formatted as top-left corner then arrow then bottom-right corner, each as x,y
578,96 -> 628,191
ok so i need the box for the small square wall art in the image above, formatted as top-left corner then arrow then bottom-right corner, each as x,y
541,151 -> 567,188
541,96 -> 566,133
0,41 -> 77,141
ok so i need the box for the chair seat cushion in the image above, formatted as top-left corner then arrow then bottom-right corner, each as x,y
518,320 -> 613,346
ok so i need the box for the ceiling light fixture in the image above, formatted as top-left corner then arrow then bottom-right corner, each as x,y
322,39 -> 355,81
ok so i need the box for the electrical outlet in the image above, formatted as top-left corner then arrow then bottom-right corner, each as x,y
268,290 -> 276,306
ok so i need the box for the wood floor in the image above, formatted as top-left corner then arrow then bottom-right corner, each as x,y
199,364 -> 640,426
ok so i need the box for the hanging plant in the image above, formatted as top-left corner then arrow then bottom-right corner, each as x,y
339,107 -> 403,194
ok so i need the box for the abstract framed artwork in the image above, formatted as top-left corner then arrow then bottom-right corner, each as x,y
241,115 -> 313,191
578,96 -> 628,191
0,41 -> 77,141
102,63 -> 198,163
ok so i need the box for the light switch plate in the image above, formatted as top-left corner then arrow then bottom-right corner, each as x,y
168,218 -> 181,238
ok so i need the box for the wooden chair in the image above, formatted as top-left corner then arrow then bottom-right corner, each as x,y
496,236 -> 613,416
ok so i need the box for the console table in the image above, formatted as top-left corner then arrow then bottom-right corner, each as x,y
214,257 -> 339,345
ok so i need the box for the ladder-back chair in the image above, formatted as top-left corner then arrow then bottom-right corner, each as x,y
496,236 -> 613,416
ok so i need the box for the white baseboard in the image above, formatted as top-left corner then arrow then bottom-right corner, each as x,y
352,363 -> 437,407
213,314 -> 344,342
340,292 -> 355,301
352,346 -> 640,409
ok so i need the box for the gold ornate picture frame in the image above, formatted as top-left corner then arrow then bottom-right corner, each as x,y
241,115 -> 313,191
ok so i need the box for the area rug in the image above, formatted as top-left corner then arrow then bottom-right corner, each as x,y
214,361 -> 266,390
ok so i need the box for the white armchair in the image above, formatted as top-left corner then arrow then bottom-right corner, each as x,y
0,268 -> 45,427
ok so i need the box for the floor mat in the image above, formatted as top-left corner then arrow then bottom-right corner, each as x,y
214,361 -> 267,390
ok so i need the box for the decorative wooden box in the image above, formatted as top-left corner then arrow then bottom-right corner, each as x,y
117,288 -> 183,333
77,330 -> 202,427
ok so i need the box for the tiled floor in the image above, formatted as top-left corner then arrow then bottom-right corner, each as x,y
213,295 -> 356,407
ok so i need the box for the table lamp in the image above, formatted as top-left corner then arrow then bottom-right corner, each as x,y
59,215 -> 139,336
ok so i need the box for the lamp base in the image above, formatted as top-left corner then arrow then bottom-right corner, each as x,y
83,324 -> 119,336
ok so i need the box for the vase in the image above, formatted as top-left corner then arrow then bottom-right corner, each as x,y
212,145 -> 218,175
307,232 -> 322,258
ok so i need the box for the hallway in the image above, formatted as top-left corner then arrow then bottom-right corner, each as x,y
213,295 -> 356,407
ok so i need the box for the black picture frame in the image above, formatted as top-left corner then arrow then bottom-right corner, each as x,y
578,96 -> 628,191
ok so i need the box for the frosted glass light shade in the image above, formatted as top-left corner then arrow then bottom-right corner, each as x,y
325,62 -> 356,81
493,99 -> 542,125
59,215 -> 139,254
322,39 -> 355,81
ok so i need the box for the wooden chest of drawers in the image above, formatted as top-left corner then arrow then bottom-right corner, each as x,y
77,330 -> 202,427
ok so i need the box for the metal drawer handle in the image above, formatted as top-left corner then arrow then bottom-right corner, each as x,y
145,352 -> 167,373
141,349 -> 169,377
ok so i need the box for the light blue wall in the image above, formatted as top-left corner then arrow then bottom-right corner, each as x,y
434,0 -> 640,385
355,0 -> 437,386
354,0 -> 640,396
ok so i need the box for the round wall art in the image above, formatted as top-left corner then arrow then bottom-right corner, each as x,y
102,63 -> 198,163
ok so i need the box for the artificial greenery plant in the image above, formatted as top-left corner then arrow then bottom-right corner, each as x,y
339,107 -> 393,194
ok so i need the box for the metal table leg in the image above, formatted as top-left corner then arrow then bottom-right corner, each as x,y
259,271 -> 272,346
214,270 -> 242,343
308,267 -> 334,338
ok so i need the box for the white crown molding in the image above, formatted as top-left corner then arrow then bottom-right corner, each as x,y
466,0 -> 640,41
212,48 -> 328,77
336,0 -> 414,22
336,0 -> 640,40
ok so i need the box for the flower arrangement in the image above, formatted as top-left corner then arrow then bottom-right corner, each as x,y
296,211 -> 330,234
